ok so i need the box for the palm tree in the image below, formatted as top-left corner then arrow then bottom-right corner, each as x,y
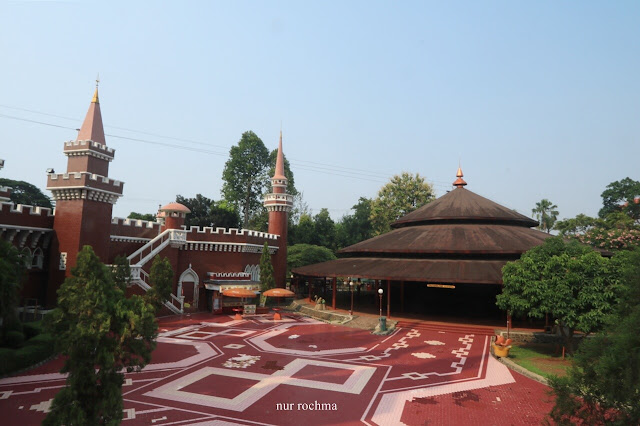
532,199 -> 559,233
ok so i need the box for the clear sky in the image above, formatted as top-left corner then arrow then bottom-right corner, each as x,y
1,1 -> 638,223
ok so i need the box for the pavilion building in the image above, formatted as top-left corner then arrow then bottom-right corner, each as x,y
292,168 -> 552,319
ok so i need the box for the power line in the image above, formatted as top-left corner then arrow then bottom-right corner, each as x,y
0,107 -> 456,188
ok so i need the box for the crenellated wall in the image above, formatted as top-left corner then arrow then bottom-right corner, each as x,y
0,202 -> 55,229
111,217 -> 162,239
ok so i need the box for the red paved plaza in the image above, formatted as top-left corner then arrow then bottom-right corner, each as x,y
0,313 -> 554,425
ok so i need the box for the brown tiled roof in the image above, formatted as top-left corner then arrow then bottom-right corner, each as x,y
392,187 -> 538,228
340,224 -> 550,255
292,258 -> 508,284
293,184 -> 550,285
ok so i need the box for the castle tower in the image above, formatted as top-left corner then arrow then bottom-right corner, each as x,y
264,131 -> 293,287
47,83 -> 124,278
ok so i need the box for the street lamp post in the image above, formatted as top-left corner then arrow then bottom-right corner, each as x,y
349,280 -> 354,316
378,288 -> 386,331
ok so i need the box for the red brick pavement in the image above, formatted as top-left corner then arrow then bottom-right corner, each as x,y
0,312 -> 555,425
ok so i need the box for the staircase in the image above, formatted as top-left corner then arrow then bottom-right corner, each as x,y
127,229 -> 187,314
395,320 -> 496,336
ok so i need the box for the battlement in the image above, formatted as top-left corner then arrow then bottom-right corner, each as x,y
0,202 -> 55,229
112,217 -> 160,229
182,226 -> 279,240
64,139 -> 115,156
48,172 -> 122,188
110,217 -> 162,239
1,202 -> 55,217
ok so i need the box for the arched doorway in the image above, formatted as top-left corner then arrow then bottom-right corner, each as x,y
178,267 -> 199,311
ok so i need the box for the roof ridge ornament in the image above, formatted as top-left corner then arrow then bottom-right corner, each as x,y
453,165 -> 467,188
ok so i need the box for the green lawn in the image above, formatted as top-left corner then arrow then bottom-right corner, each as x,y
508,343 -> 572,379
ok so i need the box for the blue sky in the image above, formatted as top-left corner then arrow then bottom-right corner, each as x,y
1,1 -> 638,223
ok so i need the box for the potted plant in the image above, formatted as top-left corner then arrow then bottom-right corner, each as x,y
492,335 -> 512,357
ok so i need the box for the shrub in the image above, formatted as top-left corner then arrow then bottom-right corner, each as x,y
22,321 -> 42,339
5,330 -> 24,348
0,348 -> 18,376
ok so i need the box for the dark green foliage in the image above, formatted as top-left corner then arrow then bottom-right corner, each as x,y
176,194 -> 240,229
288,244 -> 337,277
4,330 -> 24,348
313,208 -> 336,249
0,332 -> 55,376
0,240 -> 25,334
147,256 -> 174,309
497,237 -> 623,353
292,214 -> 315,245
43,246 -> 158,425
259,242 -> 275,292
336,197 -> 374,249
599,177 -> 640,220
127,212 -> 156,221
22,321 -> 43,339
222,131 -> 270,228
549,297 -> 640,424
0,178 -> 52,208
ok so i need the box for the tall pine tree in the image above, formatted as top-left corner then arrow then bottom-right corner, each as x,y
44,246 -> 158,425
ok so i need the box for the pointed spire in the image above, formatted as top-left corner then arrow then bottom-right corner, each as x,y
92,74 -> 100,103
453,165 -> 467,188
77,80 -> 106,144
273,130 -> 286,180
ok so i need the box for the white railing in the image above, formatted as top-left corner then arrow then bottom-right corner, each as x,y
126,229 -> 187,315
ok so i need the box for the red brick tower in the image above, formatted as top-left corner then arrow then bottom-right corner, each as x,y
47,83 -> 124,280
264,131 -> 293,287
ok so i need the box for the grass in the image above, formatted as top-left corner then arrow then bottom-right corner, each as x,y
508,343 -> 572,379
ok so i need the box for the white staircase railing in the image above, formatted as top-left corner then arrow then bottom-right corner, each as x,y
127,229 -> 187,314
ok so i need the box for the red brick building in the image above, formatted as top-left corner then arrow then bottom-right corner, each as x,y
0,86 -> 292,314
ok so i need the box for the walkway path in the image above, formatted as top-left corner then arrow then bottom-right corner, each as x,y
0,312 -> 554,425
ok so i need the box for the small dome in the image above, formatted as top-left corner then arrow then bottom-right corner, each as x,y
159,202 -> 191,213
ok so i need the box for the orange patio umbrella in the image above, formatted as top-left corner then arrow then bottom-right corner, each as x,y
262,288 -> 295,297
222,288 -> 258,298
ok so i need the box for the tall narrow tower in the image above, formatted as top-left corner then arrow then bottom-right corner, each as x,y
47,83 -> 124,280
264,131 -> 293,287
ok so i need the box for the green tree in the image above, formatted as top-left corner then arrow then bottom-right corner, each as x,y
548,248 -> 640,425
292,213 -> 315,245
176,194 -> 240,229
336,197 -> 374,249
554,213 -> 598,236
147,256 -> 174,309
44,246 -> 157,425
288,244 -> 337,277
557,212 -> 640,251
259,242 -> 275,292
531,198 -> 559,233
128,212 -> 156,221
0,240 -> 25,336
370,172 -> 435,235
496,237 -> 623,353
599,177 -> 640,221
313,208 -> 336,249
0,178 -> 52,208
222,131 -> 270,228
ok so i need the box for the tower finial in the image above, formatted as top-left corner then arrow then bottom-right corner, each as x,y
453,164 -> 467,187
92,74 -> 100,104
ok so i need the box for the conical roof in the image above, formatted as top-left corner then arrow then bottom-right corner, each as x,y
76,87 -> 106,144
392,187 -> 538,228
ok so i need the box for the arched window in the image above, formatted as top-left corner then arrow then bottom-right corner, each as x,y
244,264 -> 260,281
21,247 -> 32,269
32,248 -> 44,269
